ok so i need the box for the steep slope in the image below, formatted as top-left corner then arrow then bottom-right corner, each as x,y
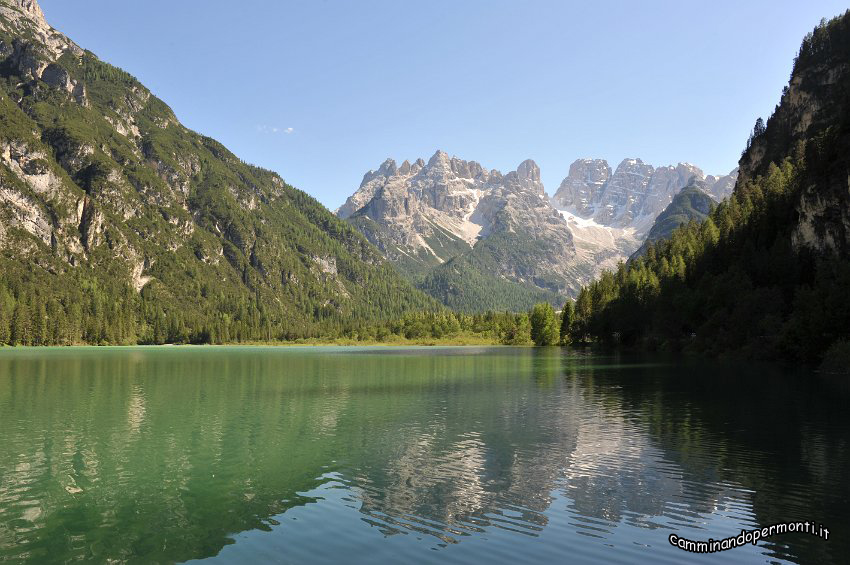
630,182 -> 716,260
340,152 -> 495,275
739,15 -> 850,255
574,10 -> 850,362
552,158 -> 736,235
0,0 -> 437,344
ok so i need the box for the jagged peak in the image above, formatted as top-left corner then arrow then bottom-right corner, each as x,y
0,0 -> 48,29
516,159 -> 540,182
427,149 -> 450,167
573,157 -> 609,165
613,158 -> 654,176
377,158 -> 397,176
0,0 -> 81,60
11,0 -> 44,22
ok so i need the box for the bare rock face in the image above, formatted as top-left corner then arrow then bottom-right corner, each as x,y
593,158 -> 656,227
342,151 -> 518,255
40,62 -> 87,104
0,0 -> 80,59
11,0 -> 44,23
552,158 -> 737,236
552,159 -> 611,216
705,168 -> 738,201
340,150 -> 586,295
337,158 -> 398,219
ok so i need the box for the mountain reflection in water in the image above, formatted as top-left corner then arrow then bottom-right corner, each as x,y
0,347 -> 846,564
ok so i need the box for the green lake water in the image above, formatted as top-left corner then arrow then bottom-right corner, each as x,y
0,346 -> 847,564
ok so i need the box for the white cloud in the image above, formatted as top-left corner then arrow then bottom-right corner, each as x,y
257,125 -> 295,135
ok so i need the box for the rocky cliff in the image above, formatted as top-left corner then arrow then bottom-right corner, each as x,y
739,13 -> 850,255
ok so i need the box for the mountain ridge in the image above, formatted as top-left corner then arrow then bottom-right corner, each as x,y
340,150 -> 576,310
551,157 -> 735,234
0,0 -> 438,344
339,150 -> 735,310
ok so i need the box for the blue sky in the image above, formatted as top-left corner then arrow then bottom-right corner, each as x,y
40,0 -> 849,209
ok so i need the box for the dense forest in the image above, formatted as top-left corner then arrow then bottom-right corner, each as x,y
0,256 -> 443,345
0,278 -> 547,346
568,14 -> 850,363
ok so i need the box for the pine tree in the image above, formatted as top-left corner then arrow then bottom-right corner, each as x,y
30,302 -> 47,346
0,304 -> 8,345
10,302 -> 30,346
559,300 -> 575,345
530,303 -> 559,346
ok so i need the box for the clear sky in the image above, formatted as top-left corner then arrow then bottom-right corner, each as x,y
39,0 -> 850,209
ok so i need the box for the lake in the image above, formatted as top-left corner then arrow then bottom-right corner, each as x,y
0,346 -> 846,564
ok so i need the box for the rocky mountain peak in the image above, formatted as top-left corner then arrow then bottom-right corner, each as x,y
614,157 -> 653,174
427,150 -> 450,168
552,159 -> 611,216
517,159 -> 540,182
552,157 -> 736,235
1,0 -> 81,66
0,0 -> 50,37
9,0 -> 45,24
377,158 -> 397,177
339,151 -> 587,303
502,159 -> 544,196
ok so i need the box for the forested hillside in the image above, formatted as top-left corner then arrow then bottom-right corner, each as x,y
629,183 -> 716,260
0,0 -> 437,345
571,12 -> 850,362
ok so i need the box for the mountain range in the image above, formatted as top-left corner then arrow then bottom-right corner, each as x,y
338,152 -> 736,310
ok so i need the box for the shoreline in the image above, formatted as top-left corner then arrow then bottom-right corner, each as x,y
0,336 -> 516,348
